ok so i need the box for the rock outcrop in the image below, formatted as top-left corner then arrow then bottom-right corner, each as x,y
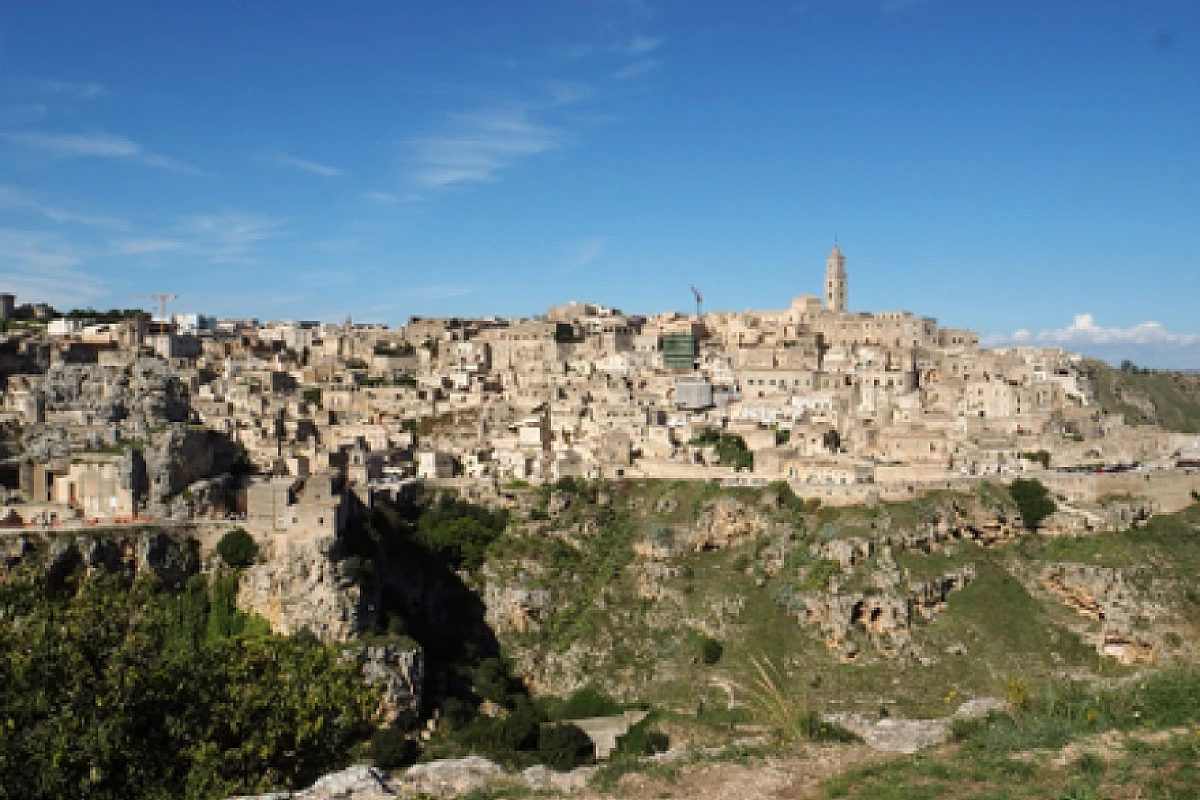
1042,563 -> 1163,664
793,566 -> 976,661
346,642 -> 425,727
144,426 -> 240,516
3,529 -> 200,587
238,535 -> 366,642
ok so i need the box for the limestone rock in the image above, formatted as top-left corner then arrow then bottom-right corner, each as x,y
482,567 -> 554,634
239,536 -> 364,642
794,566 -> 974,661
346,643 -> 424,727
688,497 -> 771,551
520,763 -> 596,793
1042,562 -> 1163,664
144,425 -> 239,512
227,764 -> 394,800
397,755 -> 505,797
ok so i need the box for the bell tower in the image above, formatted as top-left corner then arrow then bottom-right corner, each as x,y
824,241 -> 847,313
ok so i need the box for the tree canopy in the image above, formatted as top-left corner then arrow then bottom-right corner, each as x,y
1009,478 -> 1057,532
0,571 -> 376,800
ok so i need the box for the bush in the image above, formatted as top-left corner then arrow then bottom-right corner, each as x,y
460,695 -> 543,754
615,714 -> 669,757
700,636 -> 724,665
537,723 -> 595,770
473,657 -> 511,706
440,696 -> 476,731
369,726 -> 419,770
216,527 -> 259,567
1009,478 -> 1056,531
559,685 -> 622,719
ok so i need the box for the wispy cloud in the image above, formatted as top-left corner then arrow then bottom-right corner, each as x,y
407,106 -> 563,189
181,211 -> 287,263
0,229 -> 104,308
0,184 -> 128,230
612,59 -> 659,80
364,190 -> 401,204
33,79 -> 106,100
0,130 -> 204,175
262,149 -> 343,177
621,35 -> 662,56
985,314 -> 1200,368
109,238 -> 187,256
559,236 -> 609,272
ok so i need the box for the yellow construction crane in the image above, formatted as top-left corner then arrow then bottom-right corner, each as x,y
130,293 -> 178,321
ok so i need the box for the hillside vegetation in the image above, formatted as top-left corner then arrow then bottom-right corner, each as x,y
6,478 -> 1200,797
1086,359 -> 1200,433
0,570 -> 376,800
474,479 -> 1200,731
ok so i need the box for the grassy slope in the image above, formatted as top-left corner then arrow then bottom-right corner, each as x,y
1088,359 -> 1200,432
489,482 -> 1200,732
471,481 -> 1200,797
822,732 -> 1200,800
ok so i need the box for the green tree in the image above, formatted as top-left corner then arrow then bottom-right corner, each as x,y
0,573 -> 377,800
700,636 -> 724,665
1009,478 -> 1056,532
216,527 -> 259,567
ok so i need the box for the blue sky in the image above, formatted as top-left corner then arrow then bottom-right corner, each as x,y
1,0 -> 1198,365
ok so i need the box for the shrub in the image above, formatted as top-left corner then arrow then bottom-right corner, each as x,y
615,714 -> 669,757
559,685 -> 622,719
1009,478 -> 1056,531
537,723 -> 595,770
700,636 -> 724,665
473,657 -> 511,706
369,726 -> 419,770
440,696 -> 476,731
215,527 -> 259,567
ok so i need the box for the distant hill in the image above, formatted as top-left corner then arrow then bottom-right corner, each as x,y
1083,359 -> 1200,433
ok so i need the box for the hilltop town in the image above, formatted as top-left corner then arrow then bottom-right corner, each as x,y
2,245 -> 1198,538
5,248 -> 1200,799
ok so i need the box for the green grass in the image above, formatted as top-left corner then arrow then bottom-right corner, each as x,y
822,727 -> 1200,800
488,481 -> 1200,751
1090,360 -> 1200,433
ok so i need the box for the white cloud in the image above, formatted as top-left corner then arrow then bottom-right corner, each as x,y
0,130 -> 204,175
109,238 -> 186,256
262,150 -> 343,177
560,236 -> 609,272
0,229 -> 104,308
622,35 -> 662,56
407,106 -> 563,189
34,79 -> 106,100
612,59 -> 659,80
985,314 -> 1200,348
364,190 -> 401,204
0,184 -> 128,230
984,314 -> 1200,368
180,211 -> 287,263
